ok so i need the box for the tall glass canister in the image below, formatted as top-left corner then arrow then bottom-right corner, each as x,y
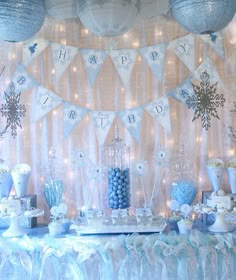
104,127 -> 130,209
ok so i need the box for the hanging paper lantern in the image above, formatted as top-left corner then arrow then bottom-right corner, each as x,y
45,0 -> 78,20
77,0 -> 139,37
0,0 -> 45,42
140,0 -> 170,18
171,0 -> 236,34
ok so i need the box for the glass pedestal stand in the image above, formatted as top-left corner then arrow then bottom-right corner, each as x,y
194,205 -> 234,233
2,215 -> 26,237
1,209 -> 44,237
208,211 -> 233,233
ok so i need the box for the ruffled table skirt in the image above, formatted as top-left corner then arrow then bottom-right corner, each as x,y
0,227 -> 235,280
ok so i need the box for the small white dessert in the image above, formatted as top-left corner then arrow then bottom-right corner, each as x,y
177,219 -> 193,234
207,190 -> 234,210
0,196 -> 21,214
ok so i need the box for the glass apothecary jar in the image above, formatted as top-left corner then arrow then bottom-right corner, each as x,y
104,127 -> 131,209
170,145 -> 197,206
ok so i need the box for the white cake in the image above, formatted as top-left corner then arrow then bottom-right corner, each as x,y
207,190 -> 234,210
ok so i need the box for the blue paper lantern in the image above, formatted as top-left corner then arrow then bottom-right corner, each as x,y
0,0 -> 45,42
171,0 -> 236,34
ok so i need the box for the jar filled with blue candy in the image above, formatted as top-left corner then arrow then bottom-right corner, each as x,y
170,145 -> 197,206
104,127 -> 130,209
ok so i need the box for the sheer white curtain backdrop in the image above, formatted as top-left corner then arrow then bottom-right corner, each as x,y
0,14 -> 235,222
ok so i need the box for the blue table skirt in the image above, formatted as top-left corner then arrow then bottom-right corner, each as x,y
0,226 -> 236,280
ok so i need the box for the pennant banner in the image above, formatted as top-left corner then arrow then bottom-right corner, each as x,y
169,77 -> 195,107
139,43 -> 166,81
22,38 -> 50,66
145,97 -> 171,134
90,111 -> 116,145
6,63 -> 38,95
63,102 -> 88,139
51,43 -> 78,81
110,49 -> 137,86
117,107 -> 143,143
33,86 -> 62,121
193,57 -> 225,90
80,49 -> 108,87
200,32 -> 225,59
168,34 -> 195,72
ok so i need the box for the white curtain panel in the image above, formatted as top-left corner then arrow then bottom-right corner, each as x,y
0,14 -> 236,222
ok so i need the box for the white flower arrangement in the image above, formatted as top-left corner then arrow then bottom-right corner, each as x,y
50,203 -> 68,222
226,159 -> 236,168
48,203 -> 71,236
207,158 -> 225,168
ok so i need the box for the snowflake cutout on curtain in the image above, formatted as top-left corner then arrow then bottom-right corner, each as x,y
0,82 -> 26,138
186,71 -> 225,130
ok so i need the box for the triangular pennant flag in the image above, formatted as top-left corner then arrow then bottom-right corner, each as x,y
33,86 -> 62,121
80,49 -> 107,87
117,107 -> 143,143
6,63 -> 38,95
110,49 -> 137,86
200,32 -> 225,59
51,43 -> 78,81
168,34 -> 195,72
139,43 -> 166,81
90,111 -> 116,145
145,97 -> 171,134
63,102 -> 88,139
22,38 -> 50,66
168,77 -> 195,107
193,57 -> 225,90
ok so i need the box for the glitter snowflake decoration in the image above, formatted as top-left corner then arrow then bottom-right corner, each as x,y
0,82 -> 26,138
71,147 -> 89,169
186,71 -> 225,130
89,164 -> 106,181
226,123 -> 236,142
153,147 -> 169,167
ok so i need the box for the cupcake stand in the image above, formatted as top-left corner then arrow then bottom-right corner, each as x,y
194,204 -> 234,233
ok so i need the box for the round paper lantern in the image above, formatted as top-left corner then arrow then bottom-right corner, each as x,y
171,0 -> 236,34
45,0 -> 78,20
0,0 -> 45,42
140,0 -> 170,18
77,0 -> 139,37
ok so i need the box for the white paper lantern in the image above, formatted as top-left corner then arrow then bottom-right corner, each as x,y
140,0 -> 170,18
77,0 -> 139,37
171,0 -> 236,34
45,0 -> 78,20
0,0 -> 45,42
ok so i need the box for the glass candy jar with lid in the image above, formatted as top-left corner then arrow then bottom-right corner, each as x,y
104,127 -> 130,209
170,145 -> 197,206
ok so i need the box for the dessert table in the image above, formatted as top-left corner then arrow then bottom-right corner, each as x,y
0,224 -> 236,280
